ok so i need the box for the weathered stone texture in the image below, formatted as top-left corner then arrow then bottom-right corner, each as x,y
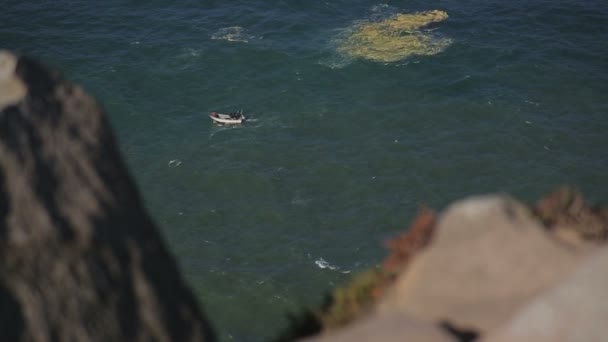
306,194 -> 606,342
0,51 -> 214,341
377,195 -> 589,332
487,248 -> 608,342
305,312 -> 452,342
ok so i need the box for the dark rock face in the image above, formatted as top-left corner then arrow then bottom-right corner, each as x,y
0,51 -> 215,341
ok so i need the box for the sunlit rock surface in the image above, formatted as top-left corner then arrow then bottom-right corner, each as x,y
336,10 -> 452,63
488,248 -> 608,342
297,192 -> 607,342
376,195 -> 590,332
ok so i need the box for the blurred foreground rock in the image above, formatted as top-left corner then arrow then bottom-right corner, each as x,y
0,51 -> 214,341
489,247 -> 608,342
3,50 -> 606,342
301,190 -> 607,342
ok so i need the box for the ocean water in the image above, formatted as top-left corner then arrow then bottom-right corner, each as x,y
3,1 -> 608,340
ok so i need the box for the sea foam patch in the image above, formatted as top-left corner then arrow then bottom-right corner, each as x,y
211,26 -> 256,43
315,257 -> 351,274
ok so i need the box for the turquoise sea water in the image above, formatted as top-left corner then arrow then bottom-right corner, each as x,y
3,1 -> 608,340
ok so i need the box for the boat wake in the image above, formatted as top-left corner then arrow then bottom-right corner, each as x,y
208,125 -> 244,139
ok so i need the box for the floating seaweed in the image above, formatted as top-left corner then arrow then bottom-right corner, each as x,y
337,10 -> 452,63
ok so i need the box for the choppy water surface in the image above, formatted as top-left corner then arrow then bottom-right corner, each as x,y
3,1 -> 608,340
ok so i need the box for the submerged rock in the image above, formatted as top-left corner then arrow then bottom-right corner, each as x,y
0,51 -> 215,341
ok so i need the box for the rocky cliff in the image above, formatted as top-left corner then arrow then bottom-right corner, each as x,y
0,51 -> 215,341
289,187 -> 608,341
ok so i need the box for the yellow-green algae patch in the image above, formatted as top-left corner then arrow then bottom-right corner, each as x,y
337,10 -> 452,63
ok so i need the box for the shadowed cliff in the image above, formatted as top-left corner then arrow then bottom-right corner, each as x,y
0,51 -> 215,341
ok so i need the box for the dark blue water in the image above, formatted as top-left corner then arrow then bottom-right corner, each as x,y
3,1 -> 608,340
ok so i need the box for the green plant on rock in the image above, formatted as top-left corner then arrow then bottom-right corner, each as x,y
317,267 -> 387,329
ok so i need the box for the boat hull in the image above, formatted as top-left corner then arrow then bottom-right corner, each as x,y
209,112 -> 245,124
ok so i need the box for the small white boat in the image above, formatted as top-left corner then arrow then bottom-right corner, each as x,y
209,110 -> 246,125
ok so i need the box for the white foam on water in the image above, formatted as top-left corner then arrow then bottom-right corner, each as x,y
168,159 -> 182,167
181,48 -> 201,57
315,257 -> 351,274
291,191 -> 311,206
318,55 -> 353,69
208,123 -> 248,140
211,26 -> 256,43
315,257 -> 337,270
525,100 -> 540,106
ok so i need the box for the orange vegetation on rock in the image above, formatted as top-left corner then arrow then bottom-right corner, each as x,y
534,185 -> 608,241
383,207 -> 436,273
362,207 -> 437,301
297,207 -> 438,335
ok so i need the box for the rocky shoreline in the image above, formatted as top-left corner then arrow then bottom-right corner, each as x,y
281,186 -> 607,341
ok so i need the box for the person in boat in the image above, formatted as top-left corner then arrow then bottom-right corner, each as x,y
229,111 -> 241,119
